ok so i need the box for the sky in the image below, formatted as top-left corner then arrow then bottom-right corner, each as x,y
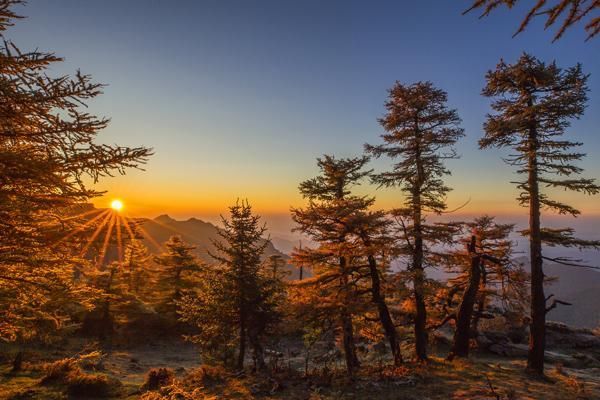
7,0 -> 600,235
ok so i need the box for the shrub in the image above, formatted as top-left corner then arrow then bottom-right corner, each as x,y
183,365 -> 228,387
66,373 -> 112,397
40,358 -> 79,385
141,368 -> 175,392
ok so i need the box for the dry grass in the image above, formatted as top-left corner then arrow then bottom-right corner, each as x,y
39,356 -> 120,398
2,339 -> 599,399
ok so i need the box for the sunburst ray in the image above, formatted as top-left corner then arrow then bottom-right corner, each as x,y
79,211 -> 113,257
96,213 -> 116,268
54,209 -> 111,246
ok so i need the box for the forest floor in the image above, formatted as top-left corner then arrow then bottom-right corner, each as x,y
1,338 -> 599,399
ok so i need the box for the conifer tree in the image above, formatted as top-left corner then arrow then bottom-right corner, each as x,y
365,81 -> 464,361
0,0 -> 151,343
179,201 -> 282,370
153,236 -> 203,318
434,216 -> 524,359
291,156 -> 366,374
464,0 -> 599,41
123,240 -> 152,294
350,207 -> 403,365
292,155 -> 402,371
480,53 -> 599,374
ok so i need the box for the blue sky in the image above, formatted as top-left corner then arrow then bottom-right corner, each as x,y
7,0 -> 600,233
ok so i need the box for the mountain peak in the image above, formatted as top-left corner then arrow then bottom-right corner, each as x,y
154,214 -> 175,223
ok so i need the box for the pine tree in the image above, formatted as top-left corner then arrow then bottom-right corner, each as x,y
365,81 -> 464,361
153,236 -> 203,318
291,156 -> 366,374
0,0 -> 151,344
480,53 -> 599,374
123,240 -> 152,295
179,201 -> 282,370
434,216 -> 524,359
464,0 -> 599,41
350,205 -> 403,365
292,155 -> 403,371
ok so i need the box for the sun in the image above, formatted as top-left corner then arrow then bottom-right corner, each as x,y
110,199 -> 124,212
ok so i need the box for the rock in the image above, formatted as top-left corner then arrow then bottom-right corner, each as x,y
488,343 -> 528,357
572,353 -> 600,368
476,334 -> 493,349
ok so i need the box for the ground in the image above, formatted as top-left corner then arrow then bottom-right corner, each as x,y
1,339 -> 599,399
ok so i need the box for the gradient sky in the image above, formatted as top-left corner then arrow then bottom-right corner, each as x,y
8,1 -> 600,234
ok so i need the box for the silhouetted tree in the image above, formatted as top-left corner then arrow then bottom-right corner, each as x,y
123,240 -> 152,294
179,201 -> 282,371
480,53 -> 599,374
153,236 -> 203,317
0,0 -> 151,345
464,0 -> 599,41
365,81 -> 464,361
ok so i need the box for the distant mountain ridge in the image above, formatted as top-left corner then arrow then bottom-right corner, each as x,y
139,214 -> 301,279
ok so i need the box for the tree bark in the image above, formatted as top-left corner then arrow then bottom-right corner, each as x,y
449,238 -> 481,359
413,125 -> 428,361
527,108 -> 546,375
412,208 -> 428,361
367,253 -> 402,365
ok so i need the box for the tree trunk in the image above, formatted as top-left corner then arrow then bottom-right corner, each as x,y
367,253 -> 402,365
237,315 -> 246,370
340,256 -> 360,375
249,334 -> 266,371
527,115 -> 546,375
449,239 -> 481,360
340,311 -> 359,375
413,129 -> 428,361
11,351 -> 23,373
471,265 -> 487,335
413,220 -> 428,361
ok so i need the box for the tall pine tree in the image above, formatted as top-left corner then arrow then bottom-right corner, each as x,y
480,53 -> 599,374
365,81 -> 464,360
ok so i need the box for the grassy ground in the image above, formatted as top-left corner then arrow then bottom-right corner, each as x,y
1,340 -> 599,399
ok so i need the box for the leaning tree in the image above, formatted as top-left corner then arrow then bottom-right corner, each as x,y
292,155 -> 403,370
